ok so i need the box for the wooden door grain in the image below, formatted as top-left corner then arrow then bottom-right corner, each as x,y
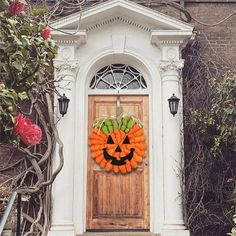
87,96 -> 149,230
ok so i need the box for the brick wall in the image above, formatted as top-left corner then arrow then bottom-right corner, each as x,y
185,2 -> 236,67
134,0 -> 236,68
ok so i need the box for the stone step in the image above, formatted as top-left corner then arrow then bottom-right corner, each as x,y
80,232 -> 160,236
2,230 -> 13,236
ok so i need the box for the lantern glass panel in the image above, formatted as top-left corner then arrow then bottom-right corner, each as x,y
168,94 -> 180,116
58,94 -> 70,116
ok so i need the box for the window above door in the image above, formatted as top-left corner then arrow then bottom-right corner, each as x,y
88,64 -> 148,95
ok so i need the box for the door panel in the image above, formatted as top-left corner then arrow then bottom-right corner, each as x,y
87,96 -> 149,230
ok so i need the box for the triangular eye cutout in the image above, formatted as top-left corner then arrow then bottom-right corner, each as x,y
107,135 -> 115,144
123,136 -> 130,144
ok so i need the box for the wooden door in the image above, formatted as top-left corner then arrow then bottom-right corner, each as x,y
87,95 -> 149,230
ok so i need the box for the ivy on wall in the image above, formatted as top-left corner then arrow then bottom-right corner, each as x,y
182,34 -> 236,236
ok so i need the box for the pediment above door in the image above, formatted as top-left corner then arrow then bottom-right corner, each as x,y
51,0 -> 193,46
50,2 -> 194,236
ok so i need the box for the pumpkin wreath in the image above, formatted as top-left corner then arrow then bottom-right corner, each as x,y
89,115 -> 147,174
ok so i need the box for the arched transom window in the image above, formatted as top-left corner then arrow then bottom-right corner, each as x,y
89,64 -> 147,91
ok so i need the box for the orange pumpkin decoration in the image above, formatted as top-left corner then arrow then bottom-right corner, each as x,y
89,116 -> 147,174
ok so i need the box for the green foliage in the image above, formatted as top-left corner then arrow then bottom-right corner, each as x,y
182,37 -> 236,236
188,73 -> 236,156
0,86 -> 27,141
0,0 -> 57,141
0,13 -> 57,89
228,214 -> 236,236
0,0 -> 9,12
184,73 -> 236,235
0,1 -> 60,234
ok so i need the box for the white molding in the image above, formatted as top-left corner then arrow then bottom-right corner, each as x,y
73,48 -> 162,234
160,59 -> 184,75
111,34 -> 126,53
160,47 -> 189,236
51,0 -> 194,31
48,224 -> 76,236
54,59 -> 80,76
87,16 -> 151,32
87,89 -> 149,95
52,30 -> 87,45
151,30 -> 193,46
51,1 -> 191,235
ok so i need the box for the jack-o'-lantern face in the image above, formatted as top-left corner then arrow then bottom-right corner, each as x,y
103,132 -> 135,166
89,116 -> 147,174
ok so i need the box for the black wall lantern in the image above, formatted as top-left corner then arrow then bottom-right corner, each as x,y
58,94 -> 70,117
168,93 -> 180,117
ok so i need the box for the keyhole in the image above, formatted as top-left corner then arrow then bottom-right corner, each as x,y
115,145 -> 122,152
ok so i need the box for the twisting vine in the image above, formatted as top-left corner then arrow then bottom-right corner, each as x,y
182,32 -> 236,236
0,0 -> 64,235
1,1 -> 236,236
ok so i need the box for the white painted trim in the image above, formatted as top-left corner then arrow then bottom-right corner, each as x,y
87,63 -> 149,94
71,49 -> 163,234
50,1 -> 193,235
52,30 -> 87,46
87,89 -> 149,95
51,0 -> 194,31
151,30 -> 193,46
86,16 -> 152,32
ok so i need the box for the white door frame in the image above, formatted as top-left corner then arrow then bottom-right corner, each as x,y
50,47 -> 190,236
74,51 -> 162,234
49,1 -> 193,235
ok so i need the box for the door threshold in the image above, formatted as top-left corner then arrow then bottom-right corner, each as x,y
80,233 -> 160,236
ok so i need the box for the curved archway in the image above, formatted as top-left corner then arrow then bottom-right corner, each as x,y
82,50 -> 154,230
81,51 -> 156,95
71,49 -> 163,234
89,63 -> 147,91
50,0 -> 192,234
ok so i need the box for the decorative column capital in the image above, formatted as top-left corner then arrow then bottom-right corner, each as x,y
53,59 -> 80,82
53,60 -> 79,97
54,59 -> 79,73
160,59 -> 184,74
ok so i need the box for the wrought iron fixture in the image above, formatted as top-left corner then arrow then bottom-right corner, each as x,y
168,93 -> 180,117
58,94 -> 70,117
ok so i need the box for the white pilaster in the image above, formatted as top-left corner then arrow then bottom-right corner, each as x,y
160,56 -> 189,236
48,46 -> 79,236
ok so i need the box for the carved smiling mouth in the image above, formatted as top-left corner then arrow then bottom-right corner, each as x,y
103,148 -> 135,166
